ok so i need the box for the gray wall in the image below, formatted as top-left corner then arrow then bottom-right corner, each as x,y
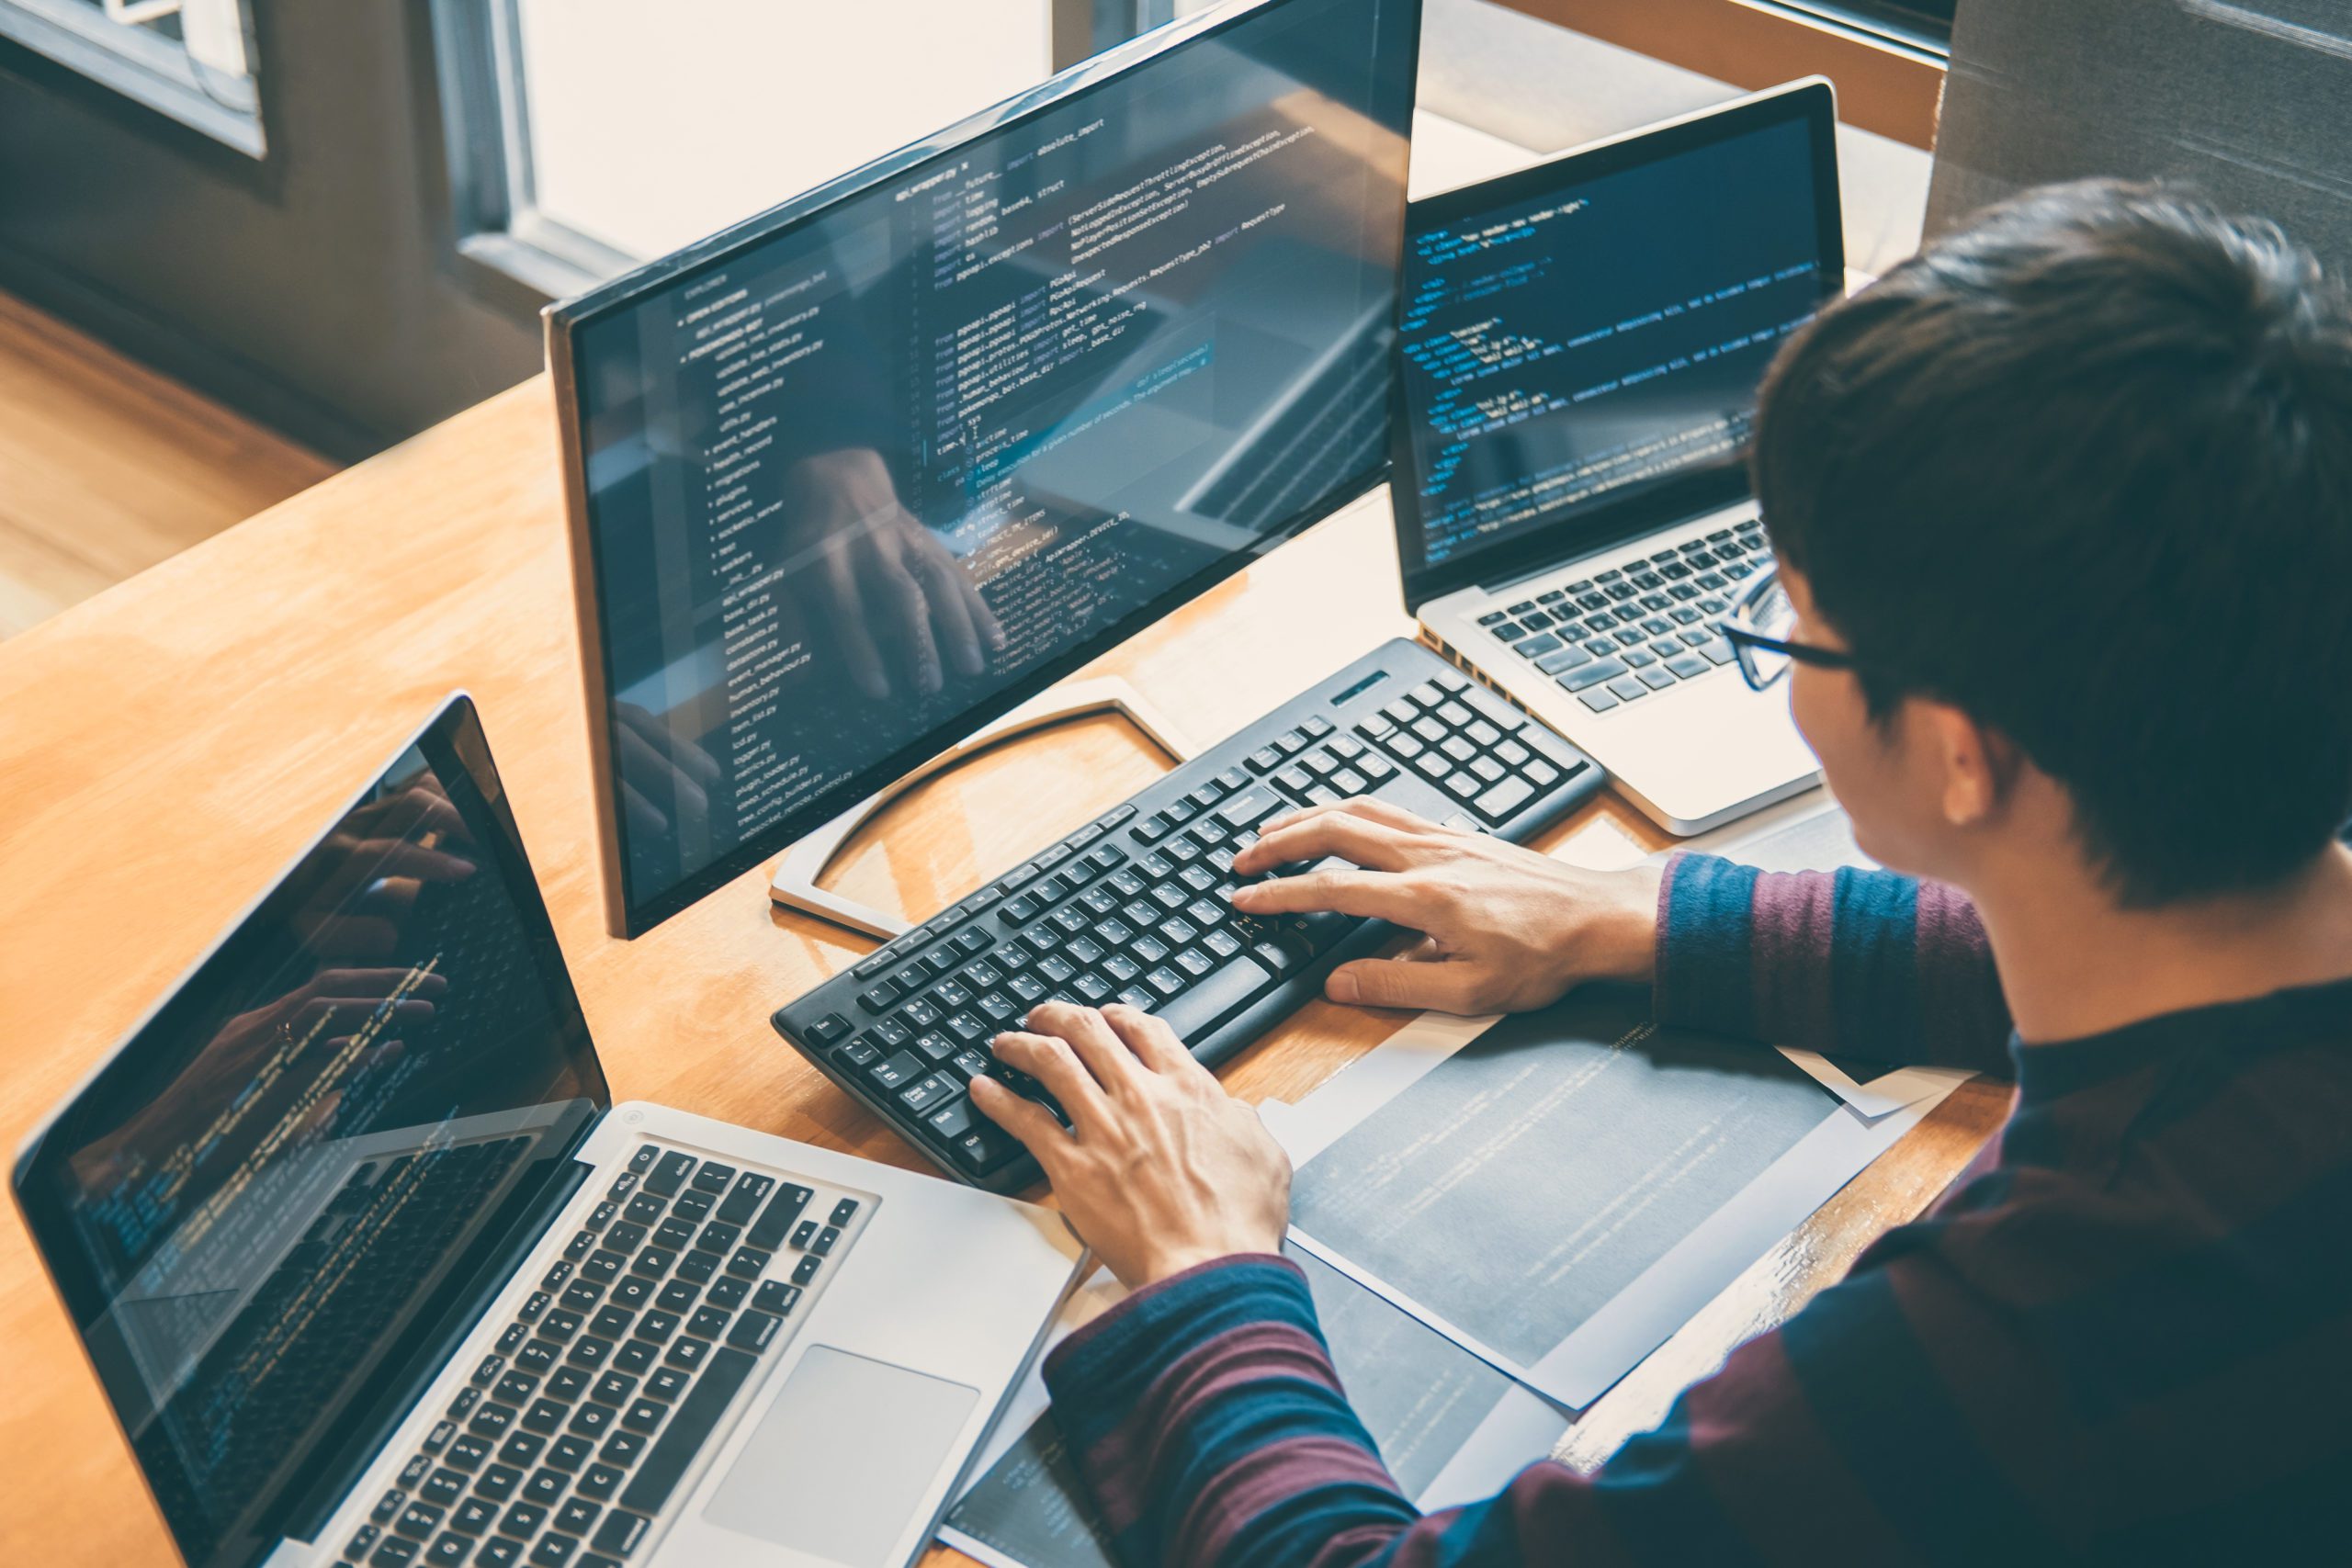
1928,0 -> 2352,272
0,4 -> 540,460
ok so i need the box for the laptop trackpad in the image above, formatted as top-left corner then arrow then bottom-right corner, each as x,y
703,1346 -> 979,1567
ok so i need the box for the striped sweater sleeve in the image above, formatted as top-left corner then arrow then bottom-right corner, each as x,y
1045,1247 -> 2020,1568
1651,852 -> 2011,1073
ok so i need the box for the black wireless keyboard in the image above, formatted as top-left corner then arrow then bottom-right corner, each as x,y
771,637 -> 1605,1194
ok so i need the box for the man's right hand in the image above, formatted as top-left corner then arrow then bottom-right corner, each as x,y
1227,797 -> 1663,1014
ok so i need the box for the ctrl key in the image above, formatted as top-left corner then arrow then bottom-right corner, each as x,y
952,1124 -> 1019,1175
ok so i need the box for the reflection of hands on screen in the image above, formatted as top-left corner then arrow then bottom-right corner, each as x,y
616,701 -> 721,841
68,967 -> 441,1197
287,783 -> 479,960
780,447 -> 1006,699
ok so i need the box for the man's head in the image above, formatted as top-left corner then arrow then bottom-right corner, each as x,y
1753,179 -> 2352,908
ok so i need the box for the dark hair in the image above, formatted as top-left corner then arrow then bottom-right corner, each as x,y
1753,179 -> 2352,906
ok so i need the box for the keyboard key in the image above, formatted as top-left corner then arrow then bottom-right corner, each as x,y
528,1538 -> 576,1567
1640,666 -> 1679,689
592,1511 -> 652,1561
1472,776 -> 1537,822
618,1344 -> 758,1515
754,1280 -> 802,1315
793,1254 -> 821,1285
900,1072 -> 959,1114
395,1502 -> 444,1540
499,1502 -> 548,1539
866,1051 -> 923,1090
1608,675 -> 1649,701
954,1124 -> 1020,1173
727,1246 -> 771,1280
1558,659 -> 1627,693
726,1310 -> 782,1352
474,1541 -> 522,1568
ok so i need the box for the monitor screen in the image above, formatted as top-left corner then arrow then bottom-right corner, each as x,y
1393,91 -> 1840,594
556,0 -> 1419,935
12,699 -> 605,1568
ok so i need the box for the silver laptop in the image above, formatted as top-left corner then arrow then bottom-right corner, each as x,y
1390,81 -> 1841,833
10,694 -> 1081,1568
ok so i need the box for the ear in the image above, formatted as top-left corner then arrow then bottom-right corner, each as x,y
1919,701 -> 2011,828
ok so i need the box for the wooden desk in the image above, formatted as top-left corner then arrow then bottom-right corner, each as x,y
0,378 -> 2006,1563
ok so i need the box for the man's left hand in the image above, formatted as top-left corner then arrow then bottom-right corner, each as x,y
970,1002 -> 1291,1289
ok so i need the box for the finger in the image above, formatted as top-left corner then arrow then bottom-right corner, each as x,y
353,787 -> 470,844
822,549 -> 890,699
1232,811 -> 1420,876
617,721 -> 713,821
1261,804 -> 1439,841
623,780 -> 671,838
289,997 -> 438,1035
1228,866 -> 1429,925
298,914 -> 399,959
1025,1001 -> 1147,1097
990,1028 -> 1114,1133
968,1074 -> 1070,1165
1098,1003 -> 1199,1077
617,704 -> 722,785
872,548 -> 943,695
309,967 -> 449,999
906,537 -> 986,677
1326,954 -> 1491,1013
346,839 -> 478,884
961,566 -> 1006,654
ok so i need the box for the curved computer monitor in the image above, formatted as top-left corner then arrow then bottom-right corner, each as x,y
548,0 -> 1422,937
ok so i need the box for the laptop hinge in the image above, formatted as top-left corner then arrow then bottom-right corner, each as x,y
1470,498 -> 1756,601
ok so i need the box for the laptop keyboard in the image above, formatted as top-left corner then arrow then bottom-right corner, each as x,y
341,1145 -> 869,1568
774,639 -> 1606,1194
1476,518 -> 1769,713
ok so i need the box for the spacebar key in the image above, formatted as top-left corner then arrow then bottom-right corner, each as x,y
1154,953 -> 1274,1050
618,1346 -> 758,1515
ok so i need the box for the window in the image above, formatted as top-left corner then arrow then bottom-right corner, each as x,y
434,0 -> 1094,301
0,0 -> 260,154
1504,0 -> 1947,147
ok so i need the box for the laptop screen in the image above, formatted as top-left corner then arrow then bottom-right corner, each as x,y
1390,85 -> 1842,603
12,698 -> 606,1568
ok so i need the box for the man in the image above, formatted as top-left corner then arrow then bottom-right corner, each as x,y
965,180 -> 2352,1564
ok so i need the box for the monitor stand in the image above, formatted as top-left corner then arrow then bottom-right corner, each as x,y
768,676 -> 1200,941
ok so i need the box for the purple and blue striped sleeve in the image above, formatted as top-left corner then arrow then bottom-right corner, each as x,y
1652,852 -> 2011,1074
1043,1248 -> 2001,1568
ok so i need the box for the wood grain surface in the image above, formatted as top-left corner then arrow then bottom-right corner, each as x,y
0,292 -> 334,640
0,376 -> 2003,1564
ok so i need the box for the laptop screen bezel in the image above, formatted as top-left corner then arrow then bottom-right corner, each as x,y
1387,78 -> 1845,613
7,692 -> 609,1568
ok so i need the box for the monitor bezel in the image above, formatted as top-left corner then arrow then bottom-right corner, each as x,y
7,692 -> 609,1568
545,0 -> 1423,938
1387,77 -> 1844,614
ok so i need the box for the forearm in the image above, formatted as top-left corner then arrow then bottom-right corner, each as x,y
1652,852 -> 2012,1072
1043,1256 -> 1419,1568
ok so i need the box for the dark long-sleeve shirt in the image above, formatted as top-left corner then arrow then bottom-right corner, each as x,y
1042,852 -> 2352,1565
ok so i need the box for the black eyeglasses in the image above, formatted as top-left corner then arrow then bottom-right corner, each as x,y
1713,565 -> 1858,692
